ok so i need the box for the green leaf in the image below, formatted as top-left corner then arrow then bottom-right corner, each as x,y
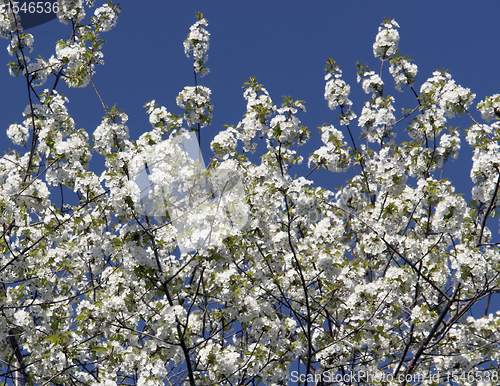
44,335 -> 60,344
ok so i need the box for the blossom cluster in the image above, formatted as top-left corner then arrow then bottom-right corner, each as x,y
420,70 -> 476,118
211,126 -> 238,160
0,1 -> 22,37
93,112 -> 130,155
176,86 -> 213,129
57,0 -> 97,24
466,122 -> 500,206
324,60 -> 356,125
235,79 -> 274,153
372,18 -> 400,59
93,3 -> 120,32
183,13 -> 210,76
269,100 -> 307,147
477,94 -> 500,122
358,69 -> 384,95
358,95 -> 396,143
308,125 -> 350,172
3,2 -> 115,89
389,55 -> 418,91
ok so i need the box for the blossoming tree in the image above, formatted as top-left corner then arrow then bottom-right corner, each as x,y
1,1 -> 500,385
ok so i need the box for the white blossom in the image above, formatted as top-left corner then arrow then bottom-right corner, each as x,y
211,126 -> 238,159
57,0 -> 86,24
184,16 -> 210,76
358,70 -> 384,95
373,19 -> 400,59
309,125 -> 350,172
7,123 -> 29,145
389,56 -> 418,91
93,113 -> 130,154
93,3 -> 120,32
324,64 -> 357,125
176,86 -> 213,128
358,96 -> 396,142
477,94 -> 500,122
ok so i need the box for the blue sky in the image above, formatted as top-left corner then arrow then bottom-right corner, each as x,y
0,1 -> 498,182
2,0 -> 500,199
